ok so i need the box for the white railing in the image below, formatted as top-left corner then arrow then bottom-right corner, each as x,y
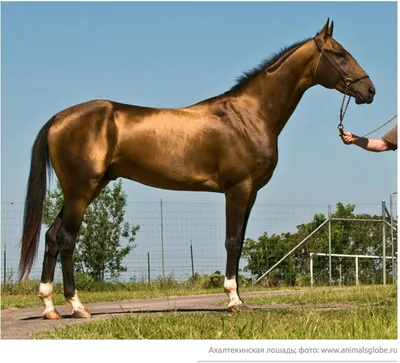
309,252 -> 397,286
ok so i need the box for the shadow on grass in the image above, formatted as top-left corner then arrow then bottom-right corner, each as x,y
20,303 -> 355,321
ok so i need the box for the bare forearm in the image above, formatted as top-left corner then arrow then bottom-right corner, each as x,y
352,137 -> 390,152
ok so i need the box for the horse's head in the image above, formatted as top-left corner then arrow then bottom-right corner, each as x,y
313,19 -> 375,104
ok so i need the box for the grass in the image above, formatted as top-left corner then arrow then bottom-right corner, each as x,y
3,278 -> 396,339
35,284 -> 397,339
217,284 -> 396,306
2,276 -> 281,310
1,281 -> 213,310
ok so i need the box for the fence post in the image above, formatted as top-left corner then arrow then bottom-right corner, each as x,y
310,253 -> 314,287
390,192 -> 397,284
328,205 -> 332,285
355,256 -> 359,286
3,243 -> 6,284
160,199 -> 165,279
147,252 -> 151,284
382,200 -> 386,285
190,239 -> 195,278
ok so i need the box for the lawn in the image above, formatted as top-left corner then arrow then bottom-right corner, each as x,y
34,284 -> 397,339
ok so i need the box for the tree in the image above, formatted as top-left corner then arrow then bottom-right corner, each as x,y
243,203 -> 384,286
43,179 -> 139,281
242,233 -> 296,286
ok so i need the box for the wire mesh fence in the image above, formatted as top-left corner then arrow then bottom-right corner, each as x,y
1,199 -> 397,285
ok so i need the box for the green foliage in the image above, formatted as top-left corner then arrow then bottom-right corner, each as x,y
198,270 -> 252,289
242,232 -> 296,286
243,202 -> 386,286
74,272 -> 97,291
187,272 -> 203,286
203,270 -> 224,289
43,179 -> 139,281
1,277 -> 63,295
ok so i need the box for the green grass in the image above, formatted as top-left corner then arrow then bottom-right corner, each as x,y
36,285 -> 397,339
219,284 -> 396,306
2,277 -> 280,310
1,285 -> 219,310
3,278 -> 396,340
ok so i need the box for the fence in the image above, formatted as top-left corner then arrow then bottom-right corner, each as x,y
310,252 -> 398,286
253,199 -> 397,287
1,198 -> 397,285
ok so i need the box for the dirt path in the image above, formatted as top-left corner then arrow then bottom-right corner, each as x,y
1,289 -> 350,339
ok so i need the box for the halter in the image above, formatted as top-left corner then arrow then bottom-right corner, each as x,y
313,37 -> 370,133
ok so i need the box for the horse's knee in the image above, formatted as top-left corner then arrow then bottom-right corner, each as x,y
225,237 -> 241,253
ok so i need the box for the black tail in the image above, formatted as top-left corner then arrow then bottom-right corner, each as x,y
19,116 -> 55,280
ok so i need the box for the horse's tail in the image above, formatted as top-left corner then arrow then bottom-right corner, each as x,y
19,116 -> 55,281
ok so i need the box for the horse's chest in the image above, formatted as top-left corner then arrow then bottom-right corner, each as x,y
251,150 -> 278,187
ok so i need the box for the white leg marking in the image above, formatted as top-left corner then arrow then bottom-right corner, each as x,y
224,276 -> 242,307
39,282 -> 55,314
67,290 -> 85,313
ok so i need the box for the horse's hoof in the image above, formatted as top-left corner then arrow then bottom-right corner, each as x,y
228,304 -> 252,312
43,309 -> 62,320
71,307 -> 91,319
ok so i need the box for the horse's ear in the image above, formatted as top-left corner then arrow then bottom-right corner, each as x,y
328,20 -> 334,37
317,18 -> 330,39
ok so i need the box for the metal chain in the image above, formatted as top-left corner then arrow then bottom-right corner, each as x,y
337,92 -> 397,140
338,94 -> 351,134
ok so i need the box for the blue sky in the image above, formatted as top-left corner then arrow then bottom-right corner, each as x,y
1,2 -> 397,279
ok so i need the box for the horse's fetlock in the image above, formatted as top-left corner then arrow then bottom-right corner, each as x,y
64,288 -> 76,300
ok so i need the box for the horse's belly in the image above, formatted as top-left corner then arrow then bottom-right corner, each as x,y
108,159 -> 221,192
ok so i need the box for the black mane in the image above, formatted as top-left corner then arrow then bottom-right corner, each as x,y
228,37 -> 312,92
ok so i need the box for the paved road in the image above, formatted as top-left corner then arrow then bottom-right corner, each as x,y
1,289 -> 349,339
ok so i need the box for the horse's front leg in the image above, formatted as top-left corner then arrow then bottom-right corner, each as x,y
224,182 -> 257,312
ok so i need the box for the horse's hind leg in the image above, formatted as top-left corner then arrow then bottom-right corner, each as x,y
39,210 -> 63,319
56,194 -> 92,318
38,180 -> 109,320
57,180 -> 109,319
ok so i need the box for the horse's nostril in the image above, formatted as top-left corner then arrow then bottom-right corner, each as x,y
368,86 -> 376,95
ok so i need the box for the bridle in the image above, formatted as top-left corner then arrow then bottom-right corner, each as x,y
313,37 -> 370,133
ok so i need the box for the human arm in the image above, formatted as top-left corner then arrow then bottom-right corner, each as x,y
340,131 -> 391,152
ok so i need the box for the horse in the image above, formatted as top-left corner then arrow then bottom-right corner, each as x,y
19,19 -> 375,319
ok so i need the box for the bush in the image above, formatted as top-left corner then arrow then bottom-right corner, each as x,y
203,271 -> 224,289
295,273 -> 311,287
237,274 -> 252,288
186,273 -> 204,288
75,272 -> 97,291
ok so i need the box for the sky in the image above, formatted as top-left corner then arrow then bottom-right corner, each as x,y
1,1 -> 398,280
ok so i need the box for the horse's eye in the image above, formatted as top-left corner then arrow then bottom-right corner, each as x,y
334,51 -> 345,58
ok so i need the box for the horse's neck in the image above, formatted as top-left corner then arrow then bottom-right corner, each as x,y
248,43 -> 315,135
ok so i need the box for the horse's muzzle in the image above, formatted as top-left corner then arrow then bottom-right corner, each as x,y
354,84 -> 375,104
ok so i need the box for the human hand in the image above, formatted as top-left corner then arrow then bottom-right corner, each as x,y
340,131 -> 354,145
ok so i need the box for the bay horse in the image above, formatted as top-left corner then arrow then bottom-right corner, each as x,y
19,19 -> 375,319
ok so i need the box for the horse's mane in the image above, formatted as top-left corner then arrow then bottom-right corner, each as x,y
228,37 -> 312,92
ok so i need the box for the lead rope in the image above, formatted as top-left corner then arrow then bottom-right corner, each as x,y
352,114 -> 397,141
337,94 -> 396,141
339,107 -> 397,141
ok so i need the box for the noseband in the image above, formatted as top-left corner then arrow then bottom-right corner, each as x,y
313,37 -> 370,132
